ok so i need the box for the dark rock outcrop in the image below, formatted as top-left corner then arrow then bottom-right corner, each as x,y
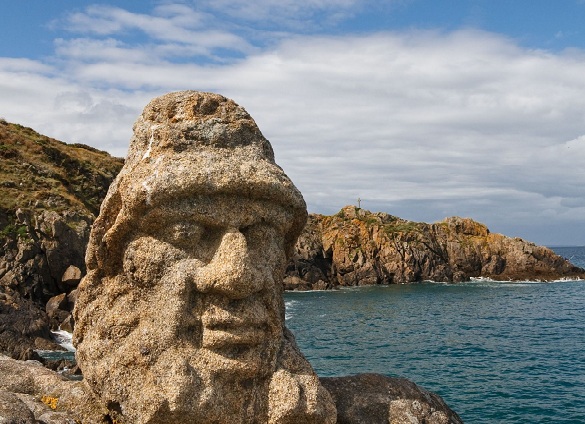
0,120 -> 123,358
321,374 -> 463,424
0,293 -> 60,357
286,206 -> 584,289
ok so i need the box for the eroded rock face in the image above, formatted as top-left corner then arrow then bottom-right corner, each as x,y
0,209 -> 94,357
321,374 -> 463,424
286,206 -> 584,289
73,91 -> 336,424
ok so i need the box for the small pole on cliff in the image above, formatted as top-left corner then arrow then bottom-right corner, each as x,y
357,197 -> 361,209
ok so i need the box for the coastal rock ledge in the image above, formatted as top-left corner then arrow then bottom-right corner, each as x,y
286,206 -> 584,289
0,354 -> 462,423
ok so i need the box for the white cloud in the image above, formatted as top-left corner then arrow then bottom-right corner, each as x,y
65,4 -> 202,41
1,4 -> 585,245
61,5 -> 254,60
54,38 -> 152,63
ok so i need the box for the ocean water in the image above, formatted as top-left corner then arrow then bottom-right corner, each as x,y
285,246 -> 585,424
36,329 -> 76,361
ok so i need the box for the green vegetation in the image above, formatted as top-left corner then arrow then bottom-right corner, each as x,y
0,120 -> 124,217
382,221 -> 423,236
0,224 -> 28,239
329,206 -> 425,238
357,214 -> 380,226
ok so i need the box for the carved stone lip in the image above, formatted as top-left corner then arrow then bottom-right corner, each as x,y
199,299 -> 273,348
201,323 -> 268,348
202,309 -> 268,327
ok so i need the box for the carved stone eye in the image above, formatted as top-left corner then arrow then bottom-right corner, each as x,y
161,222 -> 224,263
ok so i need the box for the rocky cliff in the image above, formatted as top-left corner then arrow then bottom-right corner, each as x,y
285,205 -> 584,290
0,119 -> 123,358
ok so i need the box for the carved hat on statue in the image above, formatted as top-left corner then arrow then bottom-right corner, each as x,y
86,91 -> 307,275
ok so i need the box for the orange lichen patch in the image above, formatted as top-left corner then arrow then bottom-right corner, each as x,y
41,395 -> 58,410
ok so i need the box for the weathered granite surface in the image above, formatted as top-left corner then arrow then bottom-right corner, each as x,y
73,91 -> 335,423
322,374 -> 463,424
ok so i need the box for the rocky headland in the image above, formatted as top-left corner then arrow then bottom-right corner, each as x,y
285,205 -> 584,290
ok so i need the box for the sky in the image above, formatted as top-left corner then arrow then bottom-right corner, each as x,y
1,1 -> 584,246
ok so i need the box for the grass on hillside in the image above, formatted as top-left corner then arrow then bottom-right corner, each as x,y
0,120 -> 123,219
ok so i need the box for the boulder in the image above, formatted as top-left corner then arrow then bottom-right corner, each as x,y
66,289 -> 78,312
0,390 -> 37,423
0,290 -> 62,358
59,315 -> 74,333
60,265 -> 82,291
46,293 -> 67,316
321,374 -> 463,424
46,293 -> 71,331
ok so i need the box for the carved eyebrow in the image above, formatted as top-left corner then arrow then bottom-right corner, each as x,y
141,201 -> 291,232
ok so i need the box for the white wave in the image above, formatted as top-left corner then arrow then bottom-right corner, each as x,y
285,300 -> 298,321
551,277 -> 584,282
51,329 -> 75,352
470,277 -> 498,282
470,276 -> 584,284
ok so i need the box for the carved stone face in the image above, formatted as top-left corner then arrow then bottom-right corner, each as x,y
119,195 -> 291,378
74,195 -> 295,421
73,91 -> 335,424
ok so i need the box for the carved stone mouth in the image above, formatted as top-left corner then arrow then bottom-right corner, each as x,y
199,297 -> 275,349
201,323 -> 268,349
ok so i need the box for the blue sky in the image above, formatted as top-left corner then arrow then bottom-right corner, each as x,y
1,1 -> 584,246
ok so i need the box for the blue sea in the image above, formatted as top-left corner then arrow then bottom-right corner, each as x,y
284,246 -> 585,424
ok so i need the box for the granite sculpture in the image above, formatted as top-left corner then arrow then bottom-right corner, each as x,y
73,91 -> 336,423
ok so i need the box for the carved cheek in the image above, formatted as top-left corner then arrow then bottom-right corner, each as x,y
123,236 -> 186,285
247,226 -> 287,274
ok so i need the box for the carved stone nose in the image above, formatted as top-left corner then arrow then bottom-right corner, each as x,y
193,230 -> 264,299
